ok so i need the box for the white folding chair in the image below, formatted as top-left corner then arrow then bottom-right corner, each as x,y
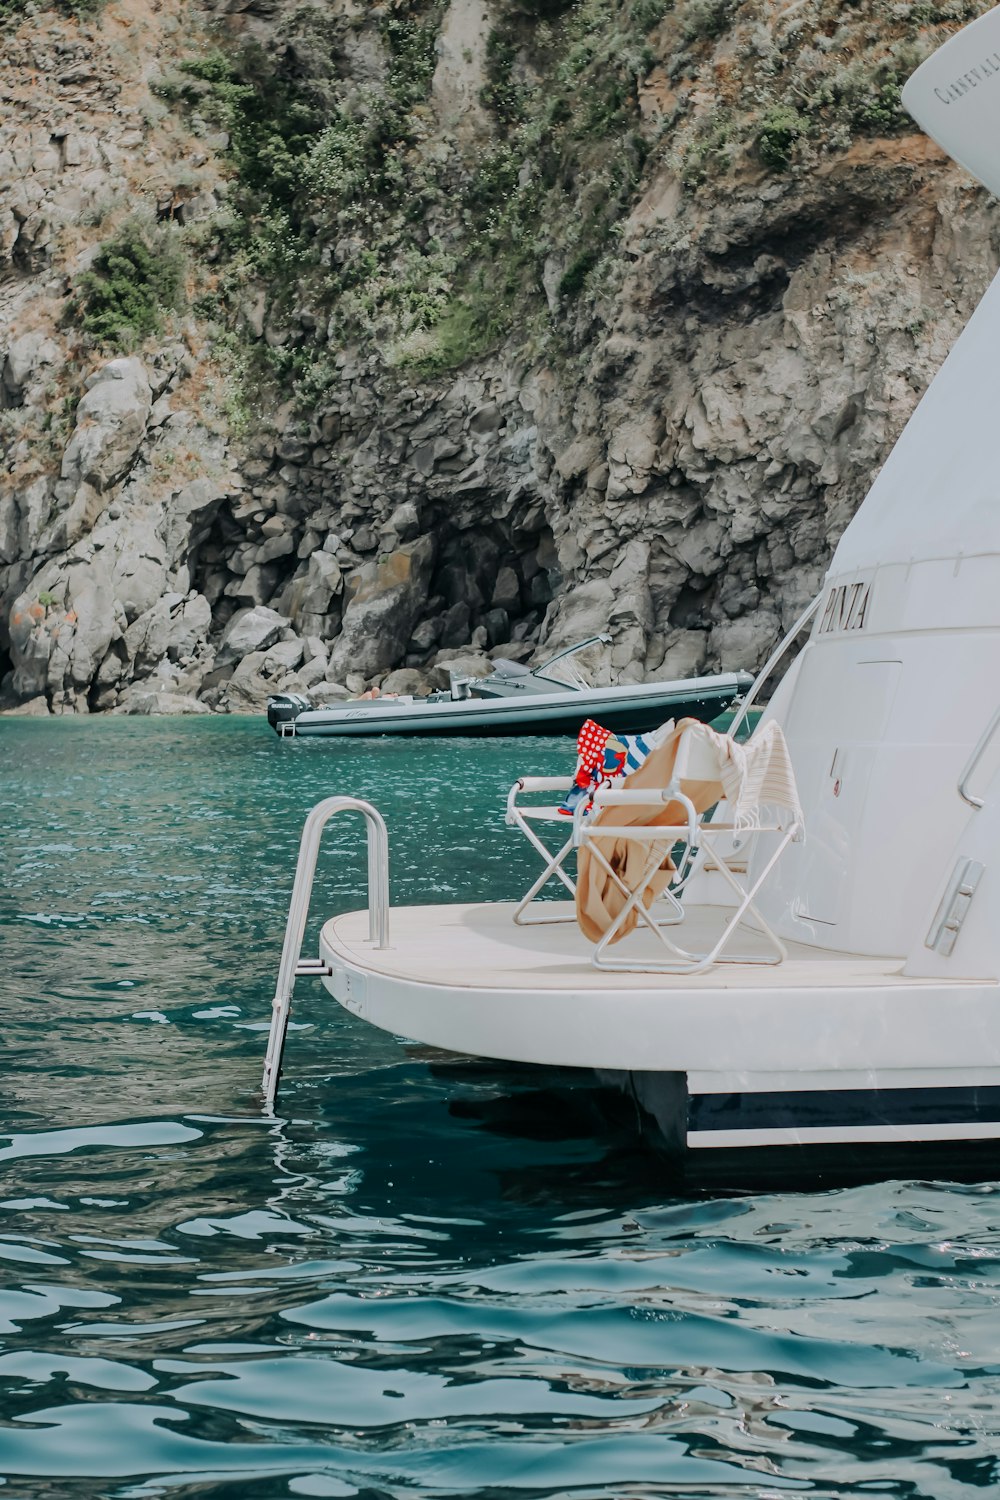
505,719 -> 680,926
574,721 -> 803,974
505,777 -> 579,925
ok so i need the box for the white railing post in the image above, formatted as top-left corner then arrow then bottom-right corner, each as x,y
726,593 -> 822,740
262,797 -> 389,1111
958,705 -> 1000,809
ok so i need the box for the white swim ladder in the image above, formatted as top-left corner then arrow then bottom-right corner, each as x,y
262,797 -> 390,1111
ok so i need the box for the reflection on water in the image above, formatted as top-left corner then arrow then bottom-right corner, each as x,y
3,717 -> 1000,1498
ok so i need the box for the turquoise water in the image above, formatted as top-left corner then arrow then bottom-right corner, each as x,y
3,717 -> 1000,1498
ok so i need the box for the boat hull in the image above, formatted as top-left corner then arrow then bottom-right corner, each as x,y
269,673 -> 750,738
314,900 -> 1000,1156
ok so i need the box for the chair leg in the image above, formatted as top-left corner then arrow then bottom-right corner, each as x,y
586,843 -> 694,969
685,828 -> 795,971
588,825 -> 799,974
511,818 -> 577,926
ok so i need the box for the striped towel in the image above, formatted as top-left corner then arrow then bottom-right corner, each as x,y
621,731 -> 655,773
714,720 -> 803,831
559,718 -> 676,814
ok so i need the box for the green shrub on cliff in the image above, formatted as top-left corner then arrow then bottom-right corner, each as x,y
757,104 -> 806,171
851,72 -> 905,134
382,5 -> 446,109
73,223 -> 185,350
677,0 -> 734,43
158,0 -> 1000,400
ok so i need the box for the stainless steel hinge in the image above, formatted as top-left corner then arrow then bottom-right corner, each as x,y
925,857 -> 984,956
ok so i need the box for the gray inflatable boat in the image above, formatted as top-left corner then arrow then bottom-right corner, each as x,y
267,636 -> 751,739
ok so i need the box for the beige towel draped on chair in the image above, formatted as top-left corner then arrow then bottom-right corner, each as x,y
574,717 -> 803,972
575,719 -> 722,945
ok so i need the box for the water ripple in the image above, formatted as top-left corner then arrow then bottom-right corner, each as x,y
4,720 -> 1000,1497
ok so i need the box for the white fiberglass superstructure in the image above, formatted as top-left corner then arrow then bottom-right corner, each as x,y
261,6 -> 1000,1164
756,5 -> 1000,975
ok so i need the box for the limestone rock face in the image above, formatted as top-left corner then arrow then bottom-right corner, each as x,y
219,647 -> 307,712
2,0 -> 1000,715
117,689 -> 212,715
326,537 -> 436,682
216,605 -> 292,668
1,693 -> 50,716
3,332 -> 60,402
61,360 -> 152,494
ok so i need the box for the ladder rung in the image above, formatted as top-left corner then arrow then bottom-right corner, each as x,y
295,959 -> 333,976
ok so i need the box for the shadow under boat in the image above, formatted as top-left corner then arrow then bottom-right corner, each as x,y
428,1055 -> 1000,1196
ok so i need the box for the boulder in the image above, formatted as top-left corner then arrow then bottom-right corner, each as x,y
61,358 -> 151,492
483,607 -> 509,646
3,331 -> 60,401
311,680 -> 351,703
125,592 -> 212,673
219,649 -> 306,712
1,694 -> 50,716
488,640 -> 534,663
216,605 -> 290,668
407,617 -> 440,653
386,501 -> 420,541
438,600 -> 471,648
117,690 -> 211,715
655,629 -> 708,681
326,536 -> 435,681
225,563 -> 281,608
380,667 -> 430,695
707,610 -> 780,674
284,551 -> 343,630
261,638 -> 304,675
673,517 -> 729,578
491,565 -> 520,611
425,652 -> 492,690
217,652 -> 271,712
540,577 -> 613,651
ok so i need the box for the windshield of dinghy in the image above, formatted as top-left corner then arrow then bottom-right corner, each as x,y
532,634 -> 611,691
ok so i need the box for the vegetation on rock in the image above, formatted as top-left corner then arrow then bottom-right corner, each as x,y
71,222 -> 186,350
154,0 -> 994,409
4,0 -> 1000,715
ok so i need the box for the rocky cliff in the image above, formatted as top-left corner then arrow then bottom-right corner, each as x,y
2,0 -> 999,715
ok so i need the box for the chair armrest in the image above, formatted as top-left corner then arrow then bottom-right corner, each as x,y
506,776 -> 574,824
511,776 -> 575,793
589,788 -> 676,806
583,785 -> 699,849
577,822 -> 695,840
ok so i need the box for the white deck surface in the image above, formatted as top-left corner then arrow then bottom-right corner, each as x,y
324,901 -> 913,991
317,901 -> 998,1074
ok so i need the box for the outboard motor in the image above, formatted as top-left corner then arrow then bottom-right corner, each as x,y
267,693 -> 313,734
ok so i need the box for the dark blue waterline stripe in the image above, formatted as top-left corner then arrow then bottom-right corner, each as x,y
689,1085 -> 1000,1133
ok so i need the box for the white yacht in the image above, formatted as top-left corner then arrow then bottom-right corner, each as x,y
262,9 -> 1000,1169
